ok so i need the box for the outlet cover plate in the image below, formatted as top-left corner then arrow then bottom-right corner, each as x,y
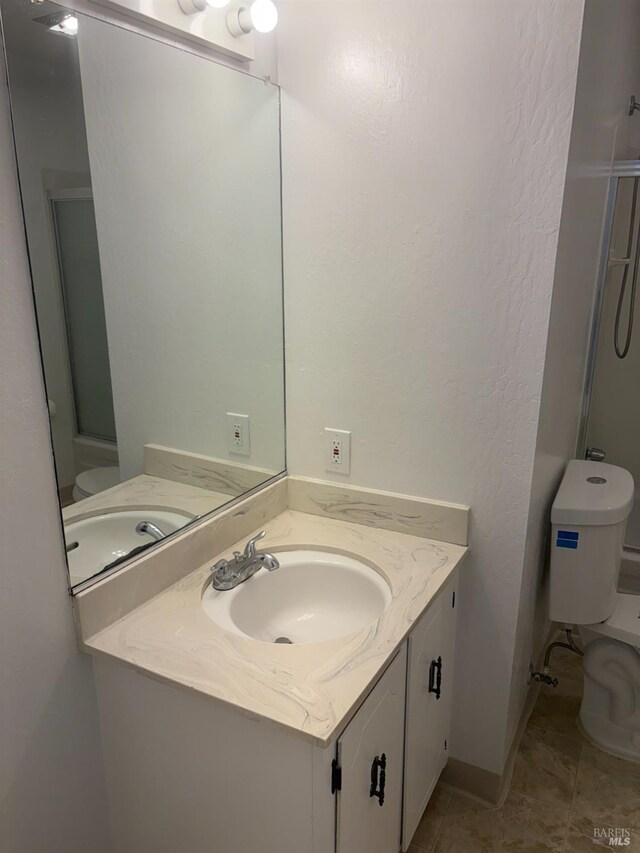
227,412 -> 250,456
325,428 -> 351,475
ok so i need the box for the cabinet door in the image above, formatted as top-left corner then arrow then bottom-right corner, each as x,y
402,573 -> 458,850
336,645 -> 407,853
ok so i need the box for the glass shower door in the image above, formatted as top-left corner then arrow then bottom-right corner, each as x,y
51,191 -> 117,442
583,167 -> 640,551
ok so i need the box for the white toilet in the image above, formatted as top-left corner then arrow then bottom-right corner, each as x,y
550,459 -> 640,761
73,465 -> 121,503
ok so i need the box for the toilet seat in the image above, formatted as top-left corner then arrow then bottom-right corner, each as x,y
584,593 -> 640,650
74,466 -> 120,500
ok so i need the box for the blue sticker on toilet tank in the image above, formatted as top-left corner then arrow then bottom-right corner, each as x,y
556,530 -> 579,549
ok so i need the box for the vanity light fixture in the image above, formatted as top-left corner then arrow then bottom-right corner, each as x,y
226,0 -> 278,36
177,0 -> 230,16
33,11 -> 79,36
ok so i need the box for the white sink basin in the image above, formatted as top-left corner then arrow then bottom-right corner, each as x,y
201,549 -> 392,645
65,508 -> 193,587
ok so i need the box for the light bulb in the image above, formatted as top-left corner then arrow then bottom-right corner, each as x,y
227,0 -> 277,37
49,14 -> 78,34
249,0 -> 277,33
60,16 -> 79,34
205,0 -> 230,7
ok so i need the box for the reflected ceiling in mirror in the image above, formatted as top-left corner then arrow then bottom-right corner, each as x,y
1,0 -> 285,590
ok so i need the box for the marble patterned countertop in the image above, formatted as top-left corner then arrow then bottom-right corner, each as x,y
83,508 -> 467,746
62,474 -> 234,523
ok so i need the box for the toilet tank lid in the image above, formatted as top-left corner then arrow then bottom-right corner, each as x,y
551,460 -> 635,526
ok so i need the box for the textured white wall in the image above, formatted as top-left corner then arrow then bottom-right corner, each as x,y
0,60 -> 111,852
508,0 -> 640,748
78,17 -> 285,481
279,0 -> 583,773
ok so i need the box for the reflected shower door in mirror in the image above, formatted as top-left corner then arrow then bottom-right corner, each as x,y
2,0 -> 285,590
582,165 -> 640,588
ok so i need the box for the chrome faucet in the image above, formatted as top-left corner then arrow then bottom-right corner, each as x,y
136,521 -> 166,542
209,530 -> 279,591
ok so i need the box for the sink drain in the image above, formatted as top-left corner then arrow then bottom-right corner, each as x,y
274,636 -> 293,644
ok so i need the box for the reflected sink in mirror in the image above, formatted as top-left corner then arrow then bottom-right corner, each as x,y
201,550 -> 392,645
64,509 -> 194,587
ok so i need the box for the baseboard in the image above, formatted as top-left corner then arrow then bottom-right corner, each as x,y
58,484 -> 75,508
441,624 -> 558,805
440,686 -> 540,806
440,757 -> 505,805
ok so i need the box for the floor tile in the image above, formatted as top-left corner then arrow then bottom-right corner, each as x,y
527,691 -> 583,742
571,743 -> 640,839
511,727 -> 581,806
432,790 -> 568,852
409,784 -> 451,850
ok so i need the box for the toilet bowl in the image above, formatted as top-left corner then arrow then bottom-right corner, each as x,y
550,460 -> 639,760
579,594 -> 640,761
73,465 -> 121,502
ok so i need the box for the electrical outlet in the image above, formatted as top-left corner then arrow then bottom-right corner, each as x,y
227,413 -> 250,456
325,428 -> 351,475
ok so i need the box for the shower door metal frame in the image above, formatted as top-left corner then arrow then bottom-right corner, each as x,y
48,187 -> 118,444
576,160 -> 640,459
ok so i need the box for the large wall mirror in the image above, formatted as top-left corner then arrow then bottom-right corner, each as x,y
1,0 -> 285,590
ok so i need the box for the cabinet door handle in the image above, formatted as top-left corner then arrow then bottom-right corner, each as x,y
369,753 -> 386,806
428,656 -> 442,700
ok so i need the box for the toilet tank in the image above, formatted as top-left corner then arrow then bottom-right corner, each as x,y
550,460 -> 634,626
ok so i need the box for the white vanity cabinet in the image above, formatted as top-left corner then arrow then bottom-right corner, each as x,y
402,573 -> 458,849
336,645 -> 407,853
92,569 -> 458,853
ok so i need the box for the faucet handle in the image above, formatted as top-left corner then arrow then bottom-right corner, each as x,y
212,558 -> 233,579
244,530 -> 266,559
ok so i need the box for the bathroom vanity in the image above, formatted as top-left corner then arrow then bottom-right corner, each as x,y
75,479 -> 468,853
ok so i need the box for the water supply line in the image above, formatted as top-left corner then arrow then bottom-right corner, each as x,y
531,628 -> 583,687
613,174 -> 639,359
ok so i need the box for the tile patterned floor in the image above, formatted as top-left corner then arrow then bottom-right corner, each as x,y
408,645 -> 640,852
